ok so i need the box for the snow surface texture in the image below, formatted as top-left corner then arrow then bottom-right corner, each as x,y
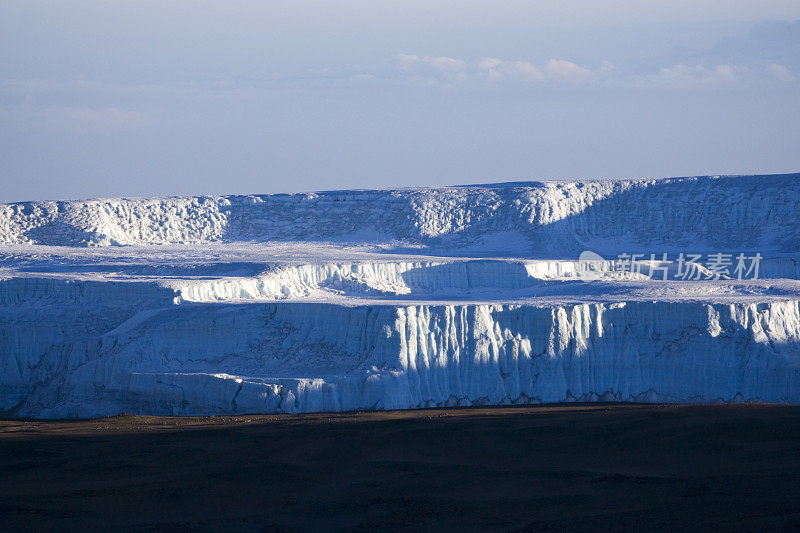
1,173 -> 800,417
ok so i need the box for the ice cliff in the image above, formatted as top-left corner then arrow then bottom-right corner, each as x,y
1,173 -> 799,417
2,173 -> 799,255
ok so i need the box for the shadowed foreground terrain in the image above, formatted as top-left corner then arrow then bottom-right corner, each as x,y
2,404 -> 800,531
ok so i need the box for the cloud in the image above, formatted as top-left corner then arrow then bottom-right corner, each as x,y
39,106 -> 149,134
477,58 -> 502,70
599,61 -> 616,74
486,60 -> 542,81
6,50 -> 796,109
637,64 -> 751,88
476,57 -> 595,83
395,54 -> 469,85
766,63 -> 794,81
543,59 -> 594,81
395,54 -> 792,88
398,54 -> 466,72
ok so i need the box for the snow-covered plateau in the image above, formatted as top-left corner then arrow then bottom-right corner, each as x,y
2,173 -> 800,417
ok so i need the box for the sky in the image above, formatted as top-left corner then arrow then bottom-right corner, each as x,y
1,1 -> 799,201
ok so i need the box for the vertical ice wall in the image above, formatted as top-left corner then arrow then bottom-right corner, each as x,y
4,294 -> 799,417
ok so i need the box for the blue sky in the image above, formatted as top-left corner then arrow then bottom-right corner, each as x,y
1,1 -> 799,201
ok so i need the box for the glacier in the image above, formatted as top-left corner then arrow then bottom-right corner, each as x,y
1,173 -> 800,417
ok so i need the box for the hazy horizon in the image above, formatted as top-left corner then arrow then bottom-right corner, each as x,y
2,1 -> 800,202
3,171 -> 800,204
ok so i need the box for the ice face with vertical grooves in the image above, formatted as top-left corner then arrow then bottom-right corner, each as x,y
1,173 -> 800,417
4,299 -> 800,417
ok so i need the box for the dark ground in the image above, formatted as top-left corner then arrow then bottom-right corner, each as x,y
2,404 -> 800,532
